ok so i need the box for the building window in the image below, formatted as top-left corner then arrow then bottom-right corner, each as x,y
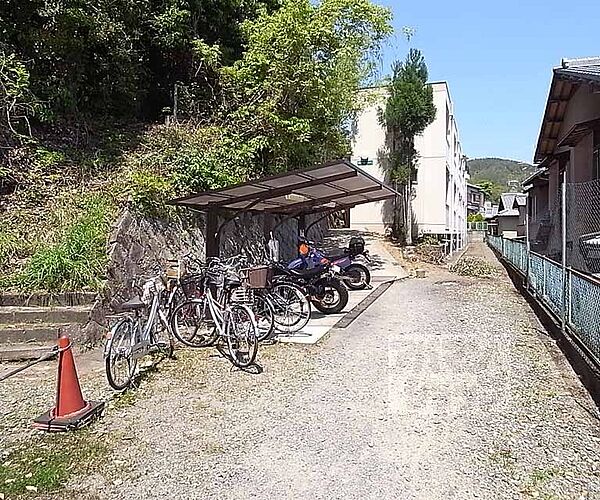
528,195 -> 537,221
593,131 -> 600,180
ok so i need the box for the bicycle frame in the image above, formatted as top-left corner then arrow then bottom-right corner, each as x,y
132,291 -> 166,358
204,288 -> 233,340
106,278 -> 173,362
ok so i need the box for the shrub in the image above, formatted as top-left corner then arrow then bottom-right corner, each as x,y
124,125 -> 254,215
127,169 -> 175,218
13,194 -> 114,292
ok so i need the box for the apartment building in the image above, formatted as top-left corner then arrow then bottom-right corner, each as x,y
350,82 -> 468,252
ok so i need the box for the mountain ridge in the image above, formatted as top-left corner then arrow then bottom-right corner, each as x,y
467,157 -> 537,202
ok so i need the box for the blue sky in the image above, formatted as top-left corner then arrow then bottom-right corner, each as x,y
377,0 -> 599,164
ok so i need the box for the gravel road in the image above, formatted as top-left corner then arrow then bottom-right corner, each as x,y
3,242 -> 600,499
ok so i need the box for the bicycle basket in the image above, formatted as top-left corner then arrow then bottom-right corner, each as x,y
166,259 -> 185,279
242,266 -> 273,289
180,273 -> 204,298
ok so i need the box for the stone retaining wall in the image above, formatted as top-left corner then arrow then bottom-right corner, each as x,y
101,208 -> 328,320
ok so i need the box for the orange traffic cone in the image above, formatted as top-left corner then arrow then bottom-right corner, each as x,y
33,335 -> 104,432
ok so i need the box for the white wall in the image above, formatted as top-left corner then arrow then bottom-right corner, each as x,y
349,89 -> 390,232
350,82 -> 468,250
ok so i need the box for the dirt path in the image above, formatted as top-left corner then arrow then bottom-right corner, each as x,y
3,241 -> 600,499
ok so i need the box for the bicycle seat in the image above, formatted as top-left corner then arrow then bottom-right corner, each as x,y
121,296 -> 145,311
224,274 -> 242,289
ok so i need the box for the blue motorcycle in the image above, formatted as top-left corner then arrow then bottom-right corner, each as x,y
288,236 -> 371,291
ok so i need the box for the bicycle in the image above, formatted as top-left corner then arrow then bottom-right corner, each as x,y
170,262 -> 260,368
104,275 -> 175,390
209,256 -> 278,341
223,259 -> 310,337
228,256 -> 311,335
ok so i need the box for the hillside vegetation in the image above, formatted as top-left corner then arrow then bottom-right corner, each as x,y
0,0 -> 393,292
468,157 -> 536,202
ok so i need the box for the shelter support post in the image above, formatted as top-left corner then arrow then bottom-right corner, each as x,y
305,209 -> 338,240
206,211 -> 219,258
298,214 -> 306,239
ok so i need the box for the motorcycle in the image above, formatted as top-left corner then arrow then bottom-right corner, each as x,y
288,236 -> 372,291
272,261 -> 349,315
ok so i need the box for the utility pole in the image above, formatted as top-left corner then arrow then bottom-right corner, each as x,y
173,83 -> 179,123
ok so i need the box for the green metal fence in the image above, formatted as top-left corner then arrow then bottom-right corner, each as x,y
488,235 -> 600,366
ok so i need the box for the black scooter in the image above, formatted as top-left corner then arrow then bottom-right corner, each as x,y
271,261 -> 349,314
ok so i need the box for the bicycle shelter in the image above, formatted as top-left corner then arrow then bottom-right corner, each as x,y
169,159 -> 400,257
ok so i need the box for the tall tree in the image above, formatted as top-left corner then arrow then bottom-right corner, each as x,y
220,0 -> 393,175
379,49 -> 436,244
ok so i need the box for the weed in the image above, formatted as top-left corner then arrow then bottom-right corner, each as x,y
0,431 -> 108,497
35,147 -> 66,168
489,448 -> 516,469
12,193 -> 115,292
111,390 -> 138,411
450,256 -> 497,277
520,467 -> 563,498
126,169 -> 174,218
203,442 -> 225,455
0,224 -> 23,271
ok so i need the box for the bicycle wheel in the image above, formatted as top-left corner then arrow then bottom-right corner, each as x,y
270,283 -> 311,333
226,304 -> 258,368
253,293 -> 275,341
171,298 -> 218,347
105,317 -> 137,390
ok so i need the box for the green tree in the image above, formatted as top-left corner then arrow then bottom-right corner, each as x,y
467,212 -> 484,222
475,179 -> 504,203
476,180 -> 494,200
380,49 -> 436,243
123,0 -> 393,202
220,0 -> 393,174
0,0 -> 280,121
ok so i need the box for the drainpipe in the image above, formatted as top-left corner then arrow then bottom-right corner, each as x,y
561,169 -> 567,334
525,210 -> 530,289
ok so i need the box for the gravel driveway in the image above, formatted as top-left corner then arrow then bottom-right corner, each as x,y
3,242 -> 600,499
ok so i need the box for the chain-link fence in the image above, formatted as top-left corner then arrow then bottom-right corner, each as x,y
488,234 -> 600,366
528,178 -> 600,275
566,179 -> 600,275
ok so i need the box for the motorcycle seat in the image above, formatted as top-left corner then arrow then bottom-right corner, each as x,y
328,254 -> 348,262
289,267 -> 326,278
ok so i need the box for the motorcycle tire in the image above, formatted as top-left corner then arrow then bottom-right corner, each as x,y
343,263 -> 371,291
311,278 -> 348,314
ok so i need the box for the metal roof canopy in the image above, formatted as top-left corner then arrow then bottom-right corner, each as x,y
170,160 -> 398,214
169,159 -> 399,256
